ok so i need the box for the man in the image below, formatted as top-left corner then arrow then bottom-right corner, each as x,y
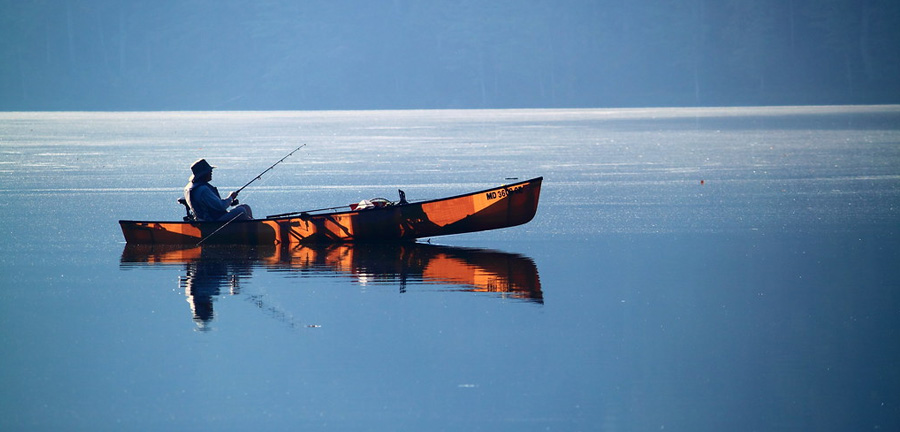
184,159 -> 253,221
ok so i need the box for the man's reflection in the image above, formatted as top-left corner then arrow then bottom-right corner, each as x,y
179,248 -> 252,330
121,242 -> 543,329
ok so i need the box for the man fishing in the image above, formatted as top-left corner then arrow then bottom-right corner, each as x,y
184,159 -> 254,221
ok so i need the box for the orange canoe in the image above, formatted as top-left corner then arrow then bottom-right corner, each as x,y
119,177 -> 542,245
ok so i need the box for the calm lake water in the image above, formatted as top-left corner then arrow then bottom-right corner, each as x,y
2,106 -> 899,431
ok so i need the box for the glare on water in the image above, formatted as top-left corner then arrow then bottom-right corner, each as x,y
1,106 -> 899,431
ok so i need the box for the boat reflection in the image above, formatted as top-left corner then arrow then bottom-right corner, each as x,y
121,242 -> 543,327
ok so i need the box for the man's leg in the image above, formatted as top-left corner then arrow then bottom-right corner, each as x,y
221,204 -> 253,221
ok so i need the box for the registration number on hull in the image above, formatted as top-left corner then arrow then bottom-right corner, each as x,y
485,184 -> 525,201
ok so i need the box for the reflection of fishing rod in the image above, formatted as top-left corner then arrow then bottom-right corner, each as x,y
235,144 -> 306,195
244,294 -> 305,330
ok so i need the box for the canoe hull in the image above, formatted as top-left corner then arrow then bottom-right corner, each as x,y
120,177 -> 542,245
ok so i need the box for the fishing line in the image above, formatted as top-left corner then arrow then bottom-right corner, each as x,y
195,211 -> 244,246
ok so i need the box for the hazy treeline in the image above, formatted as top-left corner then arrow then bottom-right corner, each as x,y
1,0 -> 898,110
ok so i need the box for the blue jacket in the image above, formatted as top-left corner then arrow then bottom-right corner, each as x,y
184,181 -> 232,221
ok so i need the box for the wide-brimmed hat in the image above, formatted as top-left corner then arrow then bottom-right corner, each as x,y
189,159 -> 215,182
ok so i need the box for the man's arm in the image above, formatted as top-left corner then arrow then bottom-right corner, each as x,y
195,185 -> 233,213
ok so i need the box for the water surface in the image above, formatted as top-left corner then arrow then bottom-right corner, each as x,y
1,106 -> 899,431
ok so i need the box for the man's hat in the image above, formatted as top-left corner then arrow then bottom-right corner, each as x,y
190,159 -> 215,182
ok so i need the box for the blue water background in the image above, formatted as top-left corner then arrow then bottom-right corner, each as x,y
1,106 -> 899,431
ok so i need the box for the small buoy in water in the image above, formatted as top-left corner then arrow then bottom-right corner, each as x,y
700,180 -> 705,185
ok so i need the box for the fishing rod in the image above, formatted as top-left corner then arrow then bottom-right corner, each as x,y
196,144 -> 306,246
235,144 -> 306,195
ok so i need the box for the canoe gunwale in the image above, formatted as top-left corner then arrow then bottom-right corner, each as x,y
267,176 -> 544,220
